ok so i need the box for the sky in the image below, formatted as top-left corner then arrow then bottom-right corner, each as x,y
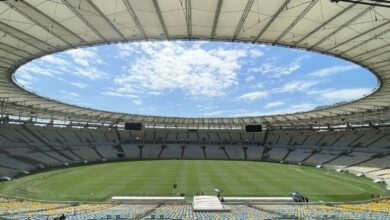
15,41 -> 378,117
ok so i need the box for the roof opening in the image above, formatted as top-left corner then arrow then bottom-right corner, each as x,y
14,41 -> 377,117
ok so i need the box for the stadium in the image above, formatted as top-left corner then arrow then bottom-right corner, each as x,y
0,0 -> 390,219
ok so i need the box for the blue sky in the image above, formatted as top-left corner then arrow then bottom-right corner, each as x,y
15,41 -> 378,117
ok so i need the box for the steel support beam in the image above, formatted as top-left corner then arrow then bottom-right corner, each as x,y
293,3 -> 355,46
326,20 -> 390,53
342,28 -> 390,57
152,0 -> 169,39
185,0 -> 192,38
0,21 -> 53,52
233,0 -> 255,40
87,0 -> 126,40
122,0 -> 148,39
253,0 -> 291,42
309,5 -> 373,50
211,0 -> 223,39
359,45 -> 390,63
0,42 -> 31,58
5,1 -> 78,46
62,0 -> 107,41
276,0 -> 318,43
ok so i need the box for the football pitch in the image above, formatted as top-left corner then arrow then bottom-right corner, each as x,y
0,160 -> 387,202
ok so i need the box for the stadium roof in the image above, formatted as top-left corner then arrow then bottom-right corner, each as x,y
0,0 -> 390,128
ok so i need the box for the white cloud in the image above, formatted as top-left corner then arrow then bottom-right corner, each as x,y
317,88 -> 372,102
111,42 -> 247,98
117,43 -> 140,58
15,60 -> 67,88
70,82 -> 89,89
60,90 -> 79,97
66,48 -> 101,67
41,55 -> 69,65
254,82 -> 264,88
148,91 -> 161,95
227,103 -> 316,116
246,75 -> 255,82
200,110 -> 226,116
15,71 -> 36,86
18,63 -> 60,77
266,101 -> 285,109
268,103 -> 317,115
15,47 -> 107,81
101,88 -> 139,98
274,80 -> 319,93
132,100 -> 143,105
309,65 -> 358,77
235,80 -> 318,104
215,102 -> 316,117
249,56 -> 305,78
249,49 -> 263,57
73,67 -> 107,80
196,102 -> 219,112
237,91 -> 268,102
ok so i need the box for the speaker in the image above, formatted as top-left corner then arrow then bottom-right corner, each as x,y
245,125 -> 262,132
124,122 -> 142,130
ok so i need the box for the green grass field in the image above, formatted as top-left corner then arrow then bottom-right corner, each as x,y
0,160 -> 388,202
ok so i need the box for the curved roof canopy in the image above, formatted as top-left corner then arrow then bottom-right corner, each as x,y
0,0 -> 390,128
